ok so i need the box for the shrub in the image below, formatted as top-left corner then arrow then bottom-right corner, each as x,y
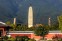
28,39 -> 36,41
15,36 -> 29,41
8,37 -> 15,41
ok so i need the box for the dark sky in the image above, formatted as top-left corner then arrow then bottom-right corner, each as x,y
0,0 -> 62,25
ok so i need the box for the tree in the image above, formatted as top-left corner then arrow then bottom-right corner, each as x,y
34,25 -> 49,40
28,39 -> 36,41
6,21 -> 11,26
15,36 -> 29,41
49,20 -> 59,30
15,25 -> 28,31
6,21 -> 16,31
27,26 -> 36,31
58,15 -> 62,31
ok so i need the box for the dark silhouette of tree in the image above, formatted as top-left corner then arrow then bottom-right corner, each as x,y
15,36 -> 29,41
49,20 -> 59,30
34,25 -> 49,40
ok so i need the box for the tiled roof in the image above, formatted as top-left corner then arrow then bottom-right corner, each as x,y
0,21 -> 7,26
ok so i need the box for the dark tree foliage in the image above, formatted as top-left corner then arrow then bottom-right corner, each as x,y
34,26 -> 49,39
27,26 -> 36,31
15,36 -> 29,41
49,20 -> 59,30
15,25 -> 28,31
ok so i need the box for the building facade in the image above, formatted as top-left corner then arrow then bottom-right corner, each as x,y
8,31 -> 62,40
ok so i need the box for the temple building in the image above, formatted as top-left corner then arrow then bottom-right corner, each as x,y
0,21 -> 10,37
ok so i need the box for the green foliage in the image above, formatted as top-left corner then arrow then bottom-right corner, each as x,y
49,20 -> 59,30
15,25 -> 36,31
7,37 -> 15,41
47,40 -> 52,41
6,21 -> 16,31
9,24 -> 16,31
1,35 -> 15,41
2,35 -> 8,40
34,25 -> 49,39
6,21 -> 11,26
28,39 -> 36,41
58,39 -> 62,41
58,15 -> 62,31
15,25 -> 21,31
15,25 -> 28,31
27,26 -> 36,31
15,36 -> 29,41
